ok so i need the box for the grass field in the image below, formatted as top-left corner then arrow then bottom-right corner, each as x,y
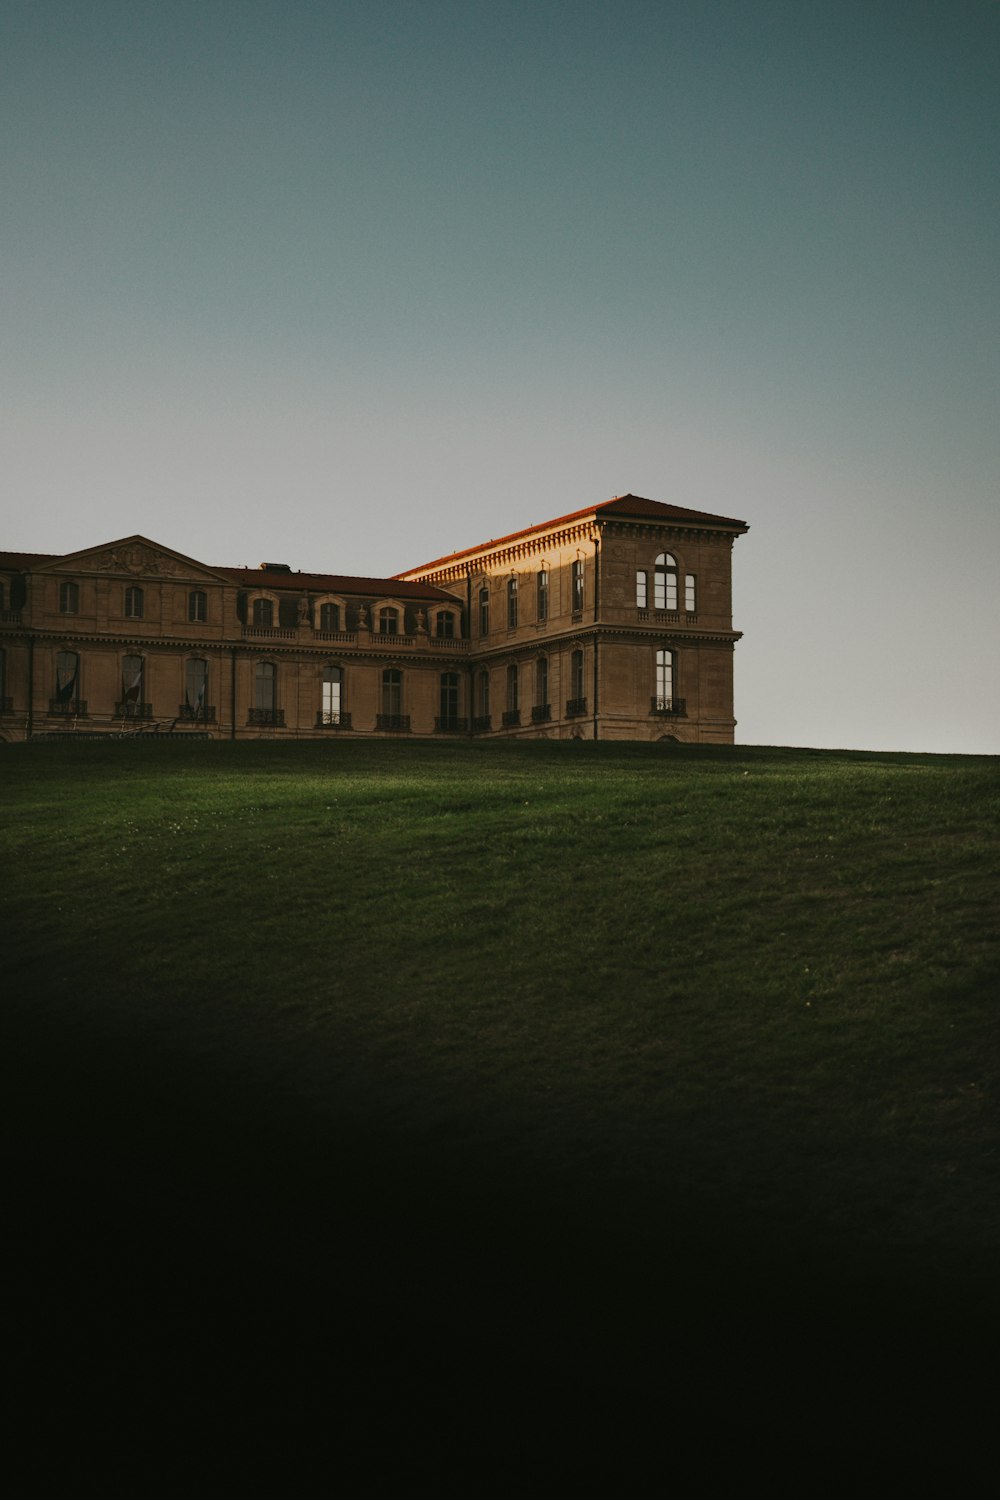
5,738 -> 998,1478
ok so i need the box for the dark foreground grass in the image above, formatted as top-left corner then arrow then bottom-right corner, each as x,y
4,739 -> 999,1481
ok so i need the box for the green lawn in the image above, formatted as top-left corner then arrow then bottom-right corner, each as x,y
6,738 -> 998,1473
5,737 -> 997,1261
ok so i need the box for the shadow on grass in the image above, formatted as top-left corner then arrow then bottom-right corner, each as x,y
7,991 -> 997,1484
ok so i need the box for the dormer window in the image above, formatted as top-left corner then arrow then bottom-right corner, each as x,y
252,598 -> 273,628
435,610 -> 455,638
379,607 -> 399,636
319,602 -> 340,631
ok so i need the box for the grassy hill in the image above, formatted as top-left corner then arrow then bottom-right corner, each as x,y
4,739 -> 998,1477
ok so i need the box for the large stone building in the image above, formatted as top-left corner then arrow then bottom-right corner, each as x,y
0,494 -> 748,743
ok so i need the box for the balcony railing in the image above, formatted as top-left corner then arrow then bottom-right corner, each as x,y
430,637 -> 471,651
315,711 -> 353,729
434,717 -> 468,733
0,610 -> 22,625
115,702 -> 153,719
48,700 -> 88,716
375,632 -> 416,647
248,707 -> 285,726
472,715 -> 492,734
178,704 -> 217,722
501,709 -> 521,727
565,697 -> 587,717
650,697 -> 687,716
242,627 -> 297,640
531,703 -> 551,723
637,609 -> 680,624
313,630 -> 357,644
376,714 -> 410,732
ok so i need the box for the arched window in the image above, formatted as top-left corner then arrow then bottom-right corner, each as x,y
439,672 -> 460,729
319,602 -> 340,632
121,654 -> 145,717
655,648 -> 675,710
536,569 -> 548,623
507,577 -> 518,630
59,581 -> 79,614
124,585 -> 144,620
54,650 -> 80,713
252,598 -> 273,628
321,665 -> 343,724
636,570 -> 648,608
435,610 -> 455,638
479,586 -> 490,636
188,590 -> 207,623
572,559 -> 584,614
185,658 -> 208,718
379,607 -> 399,636
654,554 -> 678,611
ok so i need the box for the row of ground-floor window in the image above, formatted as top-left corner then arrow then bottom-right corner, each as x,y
0,646 -> 685,731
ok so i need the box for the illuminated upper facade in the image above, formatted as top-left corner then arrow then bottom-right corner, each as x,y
0,495 -> 747,742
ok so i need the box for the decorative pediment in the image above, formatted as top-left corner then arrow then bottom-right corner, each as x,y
43,536 -> 228,584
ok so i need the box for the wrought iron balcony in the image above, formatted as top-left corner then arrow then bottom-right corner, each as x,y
501,709 -> 521,727
565,697 -> 587,717
178,704 -> 217,722
434,717 -> 468,733
650,696 -> 686,716
315,711 -> 353,729
376,714 -> 410,732
531,703 -> 551,723
471,715 -> 492,733
48,700 -> 88,716
115,702 -> 153,719
248,707 -> 285,726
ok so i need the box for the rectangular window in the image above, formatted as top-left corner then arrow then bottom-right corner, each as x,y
536,570 -> 548,622
506,664 -> 518,710
255,660 -> 276,711
436,611 -> 455,638
125,586 -> 144,619
320,602 -> 340,631
571,649 -> 584,702
188,590 -> 207,623
685,575 -> 696,613
252,598 -> 273,628
379,607 -> 399,635
439,672 -> 460,727
636,571 -> 647,608
322,666 -> 343,723
479,587 -> 490,636
655,649 -> 674,708
185,658 -> 208,716
572,560 -> 584,613
122,654 -> 144,716
60,581 -> 79,614
382,669 -> 402,717
507,577 -> 518,630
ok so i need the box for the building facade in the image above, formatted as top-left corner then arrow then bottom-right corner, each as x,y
0,495 -> 747,743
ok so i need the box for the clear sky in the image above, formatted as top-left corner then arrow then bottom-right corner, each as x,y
3,1 -> 998,752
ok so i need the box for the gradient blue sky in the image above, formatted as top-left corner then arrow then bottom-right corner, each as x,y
4,1 -> 998,751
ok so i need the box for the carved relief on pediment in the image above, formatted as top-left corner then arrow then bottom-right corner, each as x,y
87,543 -> 178,577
